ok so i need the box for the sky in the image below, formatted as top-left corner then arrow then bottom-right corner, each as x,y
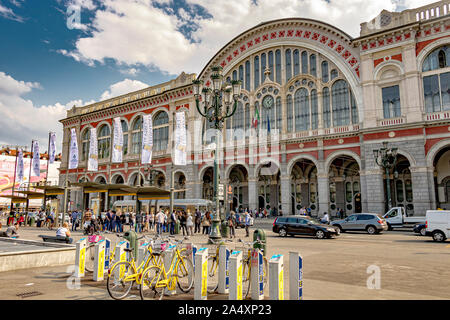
0,0 -> 439,152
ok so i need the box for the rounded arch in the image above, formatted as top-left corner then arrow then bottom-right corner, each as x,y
129,112 -> 146,129
94,174 -> 108,184
225,161 -> 250,180
287,154 -> 320,175
254,157 -> 281,178
127,171 -> 145,185
111,173 -> 125,184
151,108 -> 170,120
198,165 -> 214,180
80,124 -> 93,137
324,150 -> 361,172
417,37 -> 450,72
396,149 -> 417,168
426,138 -> 450,167
96,121 -> 111,135
172,169 -> 188,179
374,61 -> 405,81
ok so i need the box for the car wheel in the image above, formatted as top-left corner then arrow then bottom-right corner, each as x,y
432,231 -> 446,242
335,225 -> 344,233
420,228 -> 426,236
315,230 -> 325,239
279,228 -> 287,237
366,225 -> 376,235
387,224 -> 393,231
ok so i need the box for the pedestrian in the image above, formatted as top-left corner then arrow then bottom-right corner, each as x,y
194,209 -> 201,233
228,212 -> 236,238
156,209 -> 165,235
186,211 -> 194,236
71,210 -> 78,231
115,211 -> 122,233
135,211 -> 142,233
56,222 -> 73,244
180,211 -> 188,236
149,211 -> 154,231
202,211 -> 211,234
321,212 -> 330,224
18,214 -> 24,227
244,210 -> 251,237
169,210 -> 177,235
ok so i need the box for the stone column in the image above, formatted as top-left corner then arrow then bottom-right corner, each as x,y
280,174 -> 291,216
362,168 -> 385,214
248,177 -> 258,212
410,166 -> 432,216
427,168 -> 437,210
317,173 -> 329,217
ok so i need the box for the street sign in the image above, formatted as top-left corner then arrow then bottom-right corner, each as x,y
218,184 -> 224,201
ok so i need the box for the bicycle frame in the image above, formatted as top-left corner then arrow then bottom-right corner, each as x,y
152,245 -> 189,290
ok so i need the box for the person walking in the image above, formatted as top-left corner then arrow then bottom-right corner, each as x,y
149,211 -> 154,231
244,210 -> 251,237
179,211 -> 187,236
156,209 -> 165,235
186,211 -> 194,236
194,209 -> 201,234
135,211 -> 143,233
71,211 -> 78,232
169,210 -> 177,235
321,212 -> 330,224
202,211 -> 211,235
228,212 -> 236,239
115,211 -> 122,233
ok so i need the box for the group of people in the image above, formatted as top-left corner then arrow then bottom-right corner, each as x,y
0,210 -> 57,229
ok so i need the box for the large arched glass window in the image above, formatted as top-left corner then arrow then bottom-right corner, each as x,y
293,49 -> 300,76
295,88 -> 310,131
81,128 -> 90,161
311,90 -> 318,129
121,120 -> 129,155
153,111 -> 169,151
323,87 -> 331,128
275,49 -> 281,84
239,65 -> 244,88
310,54 -> 317,77
332,80 -> 350,127
203,108 -> 215,144
232,102 -> 244,139
268,51 -> 274,81
245,60 -> 251,91
245,103 -> 251,130
422,46 -> 450,113
286,49 -> 292,81
254,56 -> 260,89
131,116 -> 142,154
276,96 -> 282,131
98,124 -> 111,159
301,51 -> 308,74
232,70 -> 237,81
287,94 -> 293,132
261,53 -> 267,83
321,61 -> 329,83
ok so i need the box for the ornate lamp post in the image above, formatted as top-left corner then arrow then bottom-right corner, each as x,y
193,66 -> 241,242
373,141 -> 398,210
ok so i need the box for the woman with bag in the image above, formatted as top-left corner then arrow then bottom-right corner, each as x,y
202,211 -> 211,235
186,211 -> 194,236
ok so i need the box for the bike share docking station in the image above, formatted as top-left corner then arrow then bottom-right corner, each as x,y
137,241 -> 150,267
218,245 -> 230,294
75,238 -> 87,278
289,252 -> 303,300
229,250 -> 243,300
185,243 -> 198,271
164,244 -> 177,296
194,247 -> 208,300
93,239 -> 106,282
269,254 -> 284,300
251,248 -> 264,300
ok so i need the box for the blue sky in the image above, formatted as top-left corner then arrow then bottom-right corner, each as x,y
0,0 -> 436,150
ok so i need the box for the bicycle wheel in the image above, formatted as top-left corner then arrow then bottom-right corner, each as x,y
84,244 -> 95,273
106,261 -> 134,300
176,257 -> 194,293
140,266 -> 164,300
242,260 -> 251,299
206,255 -> 219,294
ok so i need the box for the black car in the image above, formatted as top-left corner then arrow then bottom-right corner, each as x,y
272,216 -> 340,239
413,223 -> 427,236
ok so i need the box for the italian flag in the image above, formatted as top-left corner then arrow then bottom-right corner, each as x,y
252,106 -> 260,128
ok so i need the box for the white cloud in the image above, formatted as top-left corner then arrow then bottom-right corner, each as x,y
0,3 -> 24,22
100,78 -> 149,100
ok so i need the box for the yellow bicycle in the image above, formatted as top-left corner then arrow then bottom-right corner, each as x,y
239,239 -> 268,299
139,237 -> 194,300
106,236 -> 165,300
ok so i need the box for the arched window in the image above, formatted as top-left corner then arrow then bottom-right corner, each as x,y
422,46 -> 450,113
275,49 -> 281,84
121,120 -> 129,155
245,103 -> 251,130
332,80 -> 350,127
232,70 -> 237,81
203,108 -> 215,144
254,56 -> 260,89
295,88 -> 310,131
323,87 -> 331,128
293,49 -> 300,76
321,61 -> 329,83
351,91 -> 359,124
98,124 -> 111,159
276,96 -> 282,131
268,51 -> 274,81
232,102 -> 244,139
310,54 -> 317,77
330,69 -> 338,80
286,49 -> 292,81
245,60 -> 251,91
301,51 -> 308,74
239,65 -> 244,88
311,89 -> 318,129
153,111 -> 169,151
261,53 -> 267,82
81,128 -> 90,161
287,95 -> 293,132
131,116 -> 142,154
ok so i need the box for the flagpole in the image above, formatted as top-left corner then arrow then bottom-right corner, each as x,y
9,147 -> 19,219
42,132 -> 52,215
25,140 -> 35,223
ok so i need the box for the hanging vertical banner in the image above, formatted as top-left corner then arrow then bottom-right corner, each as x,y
69,128 -> 78,170
32,141 -> 40,177
112,117 -> 123,163
141,114 -> 153,164
17,149 -> 24,182
174,111 -> 187,166
49,132 -> 56,164
88,127 -> 98,171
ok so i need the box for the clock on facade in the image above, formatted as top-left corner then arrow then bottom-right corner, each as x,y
262,95 -> 274,109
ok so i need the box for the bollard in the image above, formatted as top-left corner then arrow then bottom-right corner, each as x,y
269,254 -> 284,300
137,242 -> 150,267
229,250 -> 243,300
251,248 -> 264,300
75,237 -> 87,278
93,239 -> 106,282
289,252 -> 303,300
185,243 -> 198,271
218,245 -> 230,294
164,244 -> 177,296
194,247 -> 208,300
253,229 -> 267,256
104,239 -> 111,270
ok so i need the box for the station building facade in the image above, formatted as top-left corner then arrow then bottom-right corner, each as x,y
60,1 -> 450,216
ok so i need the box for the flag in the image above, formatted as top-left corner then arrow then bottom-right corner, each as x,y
267,114 -> 271,133
252,105 -> 260,128
112,117 -> 123,163
174,111 -> 187,165
17,149 -> 24,182
88,127 -> 98,171
32,141 -> 40,177
68,128 -> 78,170
49,132 -> 56,164
141,114 -> 153,164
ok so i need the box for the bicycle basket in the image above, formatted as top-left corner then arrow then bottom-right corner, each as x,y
151,240 -> 168,254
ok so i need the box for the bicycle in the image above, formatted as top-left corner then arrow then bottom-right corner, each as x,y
84,232 -> 119,273
206,238 -> 233,294
139,237 -> 194,300
238,238 -> 268,299
106,235 -> 164,300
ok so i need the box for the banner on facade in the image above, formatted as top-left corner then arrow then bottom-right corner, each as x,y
88,127 -> 98,171
69,128 -> 78,170
112,117 -> 123,163
141,114 -> 153,164
174,111 -> 187,166
32,140 -> 40,177
17,149 -> 24,183
49,132 -> 56,164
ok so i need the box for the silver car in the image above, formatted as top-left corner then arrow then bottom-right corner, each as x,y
331,213 -> 388,234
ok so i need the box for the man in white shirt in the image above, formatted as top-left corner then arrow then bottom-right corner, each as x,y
321,212 -> 330,224
155,210 -> 165,235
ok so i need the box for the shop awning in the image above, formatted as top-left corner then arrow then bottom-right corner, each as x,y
33,185 -> 65,196
121,186 -> 170,200
0,195 -> 27,203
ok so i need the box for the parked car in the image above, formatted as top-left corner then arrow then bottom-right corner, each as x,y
425,210 -> 450,242
272,216 -> 340,239
331,213 -> 388,234
413,223 -> 427,236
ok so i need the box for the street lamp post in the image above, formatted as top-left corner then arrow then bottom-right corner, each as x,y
193,66 -> 241,242
373,141 -> 398,210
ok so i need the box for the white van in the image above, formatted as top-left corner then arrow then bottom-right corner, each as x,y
425,210 -> 450,242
